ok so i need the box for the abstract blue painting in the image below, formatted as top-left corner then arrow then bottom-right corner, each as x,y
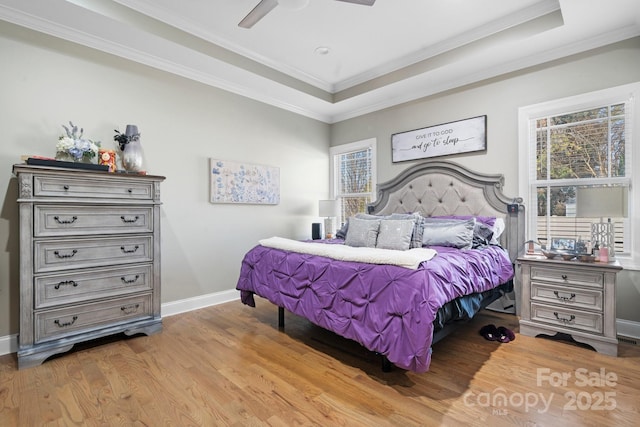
210,159 -> 280,205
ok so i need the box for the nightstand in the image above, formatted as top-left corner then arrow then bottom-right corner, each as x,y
518,255 -> 622,356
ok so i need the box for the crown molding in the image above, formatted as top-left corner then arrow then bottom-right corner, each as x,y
1,0 -> 639,124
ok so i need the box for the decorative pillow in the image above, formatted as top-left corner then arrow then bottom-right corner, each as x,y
473,222 -> 495,247
430,215 -> 505,245
431,215 -> 496,227
344,217 -> 381,247
490,218 -> 505,244
389,212 -> 424,249
336,220 -> 349,239
422,218 -> 476,249
355,213 -> 384,220
376,219 -> 416,251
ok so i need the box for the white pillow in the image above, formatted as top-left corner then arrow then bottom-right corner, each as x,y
491,218 -> 505,244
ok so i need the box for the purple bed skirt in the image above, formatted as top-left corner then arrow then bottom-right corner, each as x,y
236,242 -> 513,373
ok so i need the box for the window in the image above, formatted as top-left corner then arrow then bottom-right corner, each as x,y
519,83 -> 639,267
330,138 -> 376,227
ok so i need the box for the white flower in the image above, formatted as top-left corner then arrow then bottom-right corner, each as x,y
56,122 -> 101,160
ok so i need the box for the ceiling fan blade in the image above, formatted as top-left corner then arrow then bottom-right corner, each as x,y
238,0 -> 278,29
335,0 -> 376,5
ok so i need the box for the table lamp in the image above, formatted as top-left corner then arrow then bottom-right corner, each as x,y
318,199 -> 338,239
576,186 -> 627,262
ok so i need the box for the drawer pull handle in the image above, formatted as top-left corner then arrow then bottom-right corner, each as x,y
54,249 -> 77,259
121,275 -> 140,284
54,215 -> 78,224
553,312 -> 575,324
121,304 -> 140,314
120,245 -> 139,254
54,280 -> 78,290
553,291 -> 576,302
63,185 -> 70,190
561,274 -> 568,281
54,316 -> 78,328
120,215 -> 139,223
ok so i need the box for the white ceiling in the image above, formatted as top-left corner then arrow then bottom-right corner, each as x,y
1,0 -> 639,123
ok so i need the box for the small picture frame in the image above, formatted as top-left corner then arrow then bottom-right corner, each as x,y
550,237 -> 577,252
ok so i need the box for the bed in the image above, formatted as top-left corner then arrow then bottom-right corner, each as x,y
236,160 -> 524,373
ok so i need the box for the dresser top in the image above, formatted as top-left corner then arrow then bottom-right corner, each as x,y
518,254 -> 623,271
13,163 -> 166,181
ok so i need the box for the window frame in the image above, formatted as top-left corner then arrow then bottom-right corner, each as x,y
518,82 -> 639,269
329,138 -> 377,227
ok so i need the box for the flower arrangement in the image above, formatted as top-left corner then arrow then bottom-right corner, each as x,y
56,121 -> 100,162
114,126 -> 140,151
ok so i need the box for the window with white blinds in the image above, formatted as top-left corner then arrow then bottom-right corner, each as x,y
519,83 -> 637,264
330,138 -> 376,227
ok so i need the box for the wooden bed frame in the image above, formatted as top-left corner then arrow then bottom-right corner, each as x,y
278,159 -> 525,370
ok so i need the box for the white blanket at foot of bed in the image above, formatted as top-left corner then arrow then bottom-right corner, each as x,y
258,237 -> 436,270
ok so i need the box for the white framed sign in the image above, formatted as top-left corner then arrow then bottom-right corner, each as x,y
391,115 -> 487,163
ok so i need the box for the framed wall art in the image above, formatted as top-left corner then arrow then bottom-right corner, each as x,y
391,115 -> 487,163
210,159 -> 280,205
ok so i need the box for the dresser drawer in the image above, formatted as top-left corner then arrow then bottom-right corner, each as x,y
530,266 -> 604,289
34,235 -> 153,273
531,283 -> 603,311
34,294 -> 152,343
34,205 -> 153,237
33,175 -> 154,200
35,264 -> 153,309
530,302 -> 603,334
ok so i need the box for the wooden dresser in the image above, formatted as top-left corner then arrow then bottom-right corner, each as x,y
13,164 -> 165,369
518,255 -> 621,356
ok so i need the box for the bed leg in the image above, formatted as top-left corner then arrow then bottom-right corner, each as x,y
278,306 -> 285,329
381,355 -> 392,372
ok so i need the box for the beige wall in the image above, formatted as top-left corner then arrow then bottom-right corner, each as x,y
330,37 -> 640,323
0,22 -> 330,337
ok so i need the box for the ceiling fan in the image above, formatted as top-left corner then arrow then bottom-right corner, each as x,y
239,0 -> 376,29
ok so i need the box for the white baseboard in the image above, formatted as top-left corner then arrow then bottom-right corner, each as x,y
0,289 -> 240,357
161,289 -> 239,317
2,291 -> 636,356
617,319 -> 640,341
0,333 -> 18,357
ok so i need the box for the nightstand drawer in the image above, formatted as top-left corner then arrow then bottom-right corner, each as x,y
34,294 -> 152,343
33,175 -> 154,200
530,266 -> 604,288
34,235 -> 153,273
35,205 -> 153,237
531,283 -> 603,311
35,264 -> 153,309
530,302 -> 603,334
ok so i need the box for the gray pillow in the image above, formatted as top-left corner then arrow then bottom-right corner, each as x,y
422,218 -> 475,249
355,213 -> 385,220
344,217 -> 381,247
376,219 -> 415,251
389,212 -> 424,248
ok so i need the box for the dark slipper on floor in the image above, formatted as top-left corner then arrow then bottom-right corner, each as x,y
479,324 -> 499,341
496,326 -> 516,343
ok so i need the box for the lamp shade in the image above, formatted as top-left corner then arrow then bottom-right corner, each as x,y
576,186 -> 628,218
319,199 -> 338,217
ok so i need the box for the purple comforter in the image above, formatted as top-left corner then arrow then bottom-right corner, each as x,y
236,241 -> 513,372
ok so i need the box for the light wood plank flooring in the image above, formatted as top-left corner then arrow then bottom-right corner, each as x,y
1,298 -> 639,426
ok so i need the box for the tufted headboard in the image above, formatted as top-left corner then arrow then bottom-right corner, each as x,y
367,160 -> 525,262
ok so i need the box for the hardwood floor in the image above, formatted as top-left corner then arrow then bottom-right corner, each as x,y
1,299 -> 639,426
